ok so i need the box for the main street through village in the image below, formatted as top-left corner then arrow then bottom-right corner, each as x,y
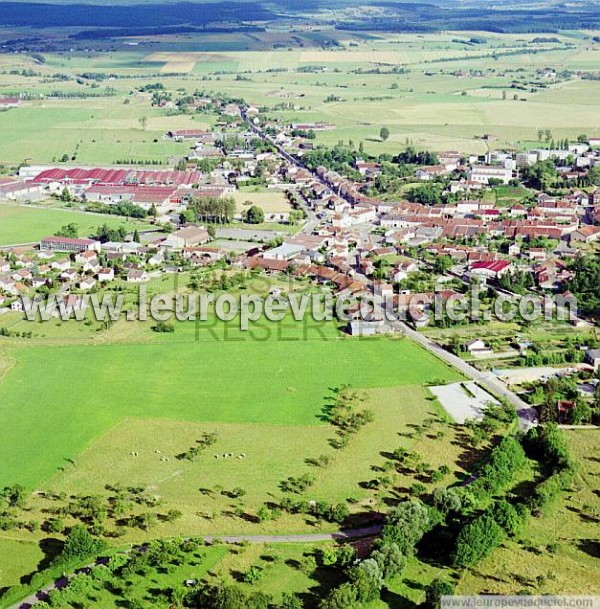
241,105 -> 538,431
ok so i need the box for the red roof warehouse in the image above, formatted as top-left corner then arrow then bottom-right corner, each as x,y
32,167 -> 201,187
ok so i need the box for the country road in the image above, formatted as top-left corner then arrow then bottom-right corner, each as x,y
240,103 -> 538,431
8,526 -> 383,609
9,105 -> 537,609
203,525 -> 383,544
391,319 -> 538,431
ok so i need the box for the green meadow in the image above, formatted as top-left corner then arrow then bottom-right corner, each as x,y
0,97 -> 208,165
0,204 -> 151,244
0,331 -> 460,490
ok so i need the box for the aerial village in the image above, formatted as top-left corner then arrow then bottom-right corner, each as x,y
1,93 -> 600,426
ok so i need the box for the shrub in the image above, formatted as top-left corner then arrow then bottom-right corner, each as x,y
453,514 -> 504,567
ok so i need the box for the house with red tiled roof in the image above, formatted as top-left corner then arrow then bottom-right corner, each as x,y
469,260 -> 511,279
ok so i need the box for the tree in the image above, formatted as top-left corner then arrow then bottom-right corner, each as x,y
289,210 -> 304,226
2,484 -> 26,509
58,525 -> 107,564
188,196 -> 236,224
381,499 -> 431,555
349,559 -> 383,603
199,583 -> 247,609
431,487 -> 462,516
371,542 -> 407,580
490,500 -> 527,535
380,127 -> 390,142
588,165 -> 600,186
207,225 -> 216,239
280,592 -> 303,609
319,582 -> 359,609
453,514 -> 504,567
95,223 -> 127,243
408,184 -> 442,206
243,205 -> 265,225
434,255 -> 452,275
520,160 -> 558,190
424,581 -> 455,609
138,116 -> 148,130
61,187 -> 71,202
56,223 -> 79,238
320,543 -> 355,567
132,229 -> 140,243
568,401 -> 592,424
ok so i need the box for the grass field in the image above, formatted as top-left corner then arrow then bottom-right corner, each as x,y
0,98 -> 208,165
30,384 -> 444,538
0,540 -> 43,591
0,204 -> 151,244
233,187 -> 292,214
0,331 -> 460,491
1,31 -> 599,162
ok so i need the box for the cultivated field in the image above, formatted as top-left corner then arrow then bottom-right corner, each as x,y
1,31 -> 599,163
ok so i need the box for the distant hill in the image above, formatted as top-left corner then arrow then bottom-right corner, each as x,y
1,0 -> 600,34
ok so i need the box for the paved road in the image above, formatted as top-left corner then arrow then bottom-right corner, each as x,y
390,319 -> 538,430
9,526 -> 382,609
203,525 -> 382,544
240,108 -> 319,228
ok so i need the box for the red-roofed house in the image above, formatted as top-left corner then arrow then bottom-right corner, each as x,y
469,260 -> 511,279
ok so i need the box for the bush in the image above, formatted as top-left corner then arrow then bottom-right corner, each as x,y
453,514 -> 504,567
57,525 -> 107,565
242,565 -> 264,584
151,321 -> 175,333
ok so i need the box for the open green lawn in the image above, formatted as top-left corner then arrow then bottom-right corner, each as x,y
233,187 -> 292,214
0,539 -> 44,590
0,332 -> 460,490
0,204 -> 151,245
